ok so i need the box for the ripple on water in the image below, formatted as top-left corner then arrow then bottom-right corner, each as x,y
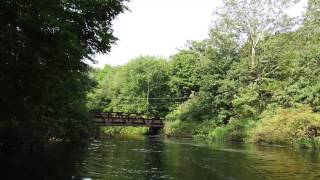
131,148 -> 162,153
70,138 -> 320,180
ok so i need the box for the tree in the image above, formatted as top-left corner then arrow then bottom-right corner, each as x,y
303,0 -> 320,33
89,56 -> 172,117
213,0 -> 300,67
168,41 -> 207,98
0,0 -> 127,142
167,38 -> 238,123
121,56 -> 171,116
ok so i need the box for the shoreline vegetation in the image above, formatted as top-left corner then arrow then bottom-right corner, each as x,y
89,0 -> 320,150
2,0 -> 320,152
163,106 -> 320,149
100,106 -> 320,150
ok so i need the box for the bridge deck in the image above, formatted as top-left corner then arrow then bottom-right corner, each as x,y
93,112 -> 164,128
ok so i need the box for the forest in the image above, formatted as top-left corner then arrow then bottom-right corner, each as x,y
0,0 -> 319,150
88,0 -> 320,149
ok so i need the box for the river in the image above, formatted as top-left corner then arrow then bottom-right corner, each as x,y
1,136 -> 320,180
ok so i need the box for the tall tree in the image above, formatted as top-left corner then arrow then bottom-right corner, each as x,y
89,56 -> 172,117
213,0 -> 300,67
304,0 -> 320,33
0,0 -> 127,142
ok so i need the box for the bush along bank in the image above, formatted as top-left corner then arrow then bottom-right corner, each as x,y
163,106 -> 320,150
102,127 -> 150,137
248,106 -> 320,149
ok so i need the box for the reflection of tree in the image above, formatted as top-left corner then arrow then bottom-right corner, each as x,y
244,145 -> 320,179
143,137 -> 166,180
81,137 -> 163,179
163,140 -> 221,180
0,142 -> 89,180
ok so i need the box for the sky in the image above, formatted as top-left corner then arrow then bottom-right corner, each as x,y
92,0 -> 308,68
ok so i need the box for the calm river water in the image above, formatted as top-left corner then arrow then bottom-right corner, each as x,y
1,136 -> 320,180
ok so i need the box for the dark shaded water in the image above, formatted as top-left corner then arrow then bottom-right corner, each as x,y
1,136 -> 320,180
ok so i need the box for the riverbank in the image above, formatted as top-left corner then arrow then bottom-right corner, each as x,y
165,106 -> 320,149
101,106 -> 320,150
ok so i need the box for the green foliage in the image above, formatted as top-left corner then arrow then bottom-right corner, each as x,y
167,36 -> 238,124
102,127 -> 149,136
166,97 -> 205,122
303,0 -> 320,33
163,120 -> 194,137
87,65 -> 115,112
193,121 -> 218,139
163,120 -> 217,138
0,0 -> 127,143
85,0 -> 320,150
210,119 -> 255,142
249,106 -> 320,149
88,56 -> 172,117
168,42 -> 204,97
213,0 -> 300,67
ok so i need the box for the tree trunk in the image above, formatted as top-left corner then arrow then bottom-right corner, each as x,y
251,43 -> 256,68
146,78 -> 150,112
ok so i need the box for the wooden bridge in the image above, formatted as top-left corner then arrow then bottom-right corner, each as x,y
93,112 -> 164,128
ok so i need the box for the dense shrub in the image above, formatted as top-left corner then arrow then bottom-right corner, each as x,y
209,119 -> 255,142
165,97 -> 208,122
248,106 -> 320,149
102,127 -> 149,136
163,120 -> 197,137
163,120 -> 217,138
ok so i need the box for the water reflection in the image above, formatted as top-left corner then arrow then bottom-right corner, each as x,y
1,137 -> 319,180
143,137 -> 167,180
0,142 -> 89,180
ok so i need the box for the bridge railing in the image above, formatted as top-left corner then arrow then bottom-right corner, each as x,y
92,112 -> 164,127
